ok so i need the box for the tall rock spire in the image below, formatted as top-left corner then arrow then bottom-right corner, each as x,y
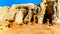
38,0 -> 47,24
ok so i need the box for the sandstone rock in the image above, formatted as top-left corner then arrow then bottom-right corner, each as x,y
11,3 -> 39,24
38,0 -> 46,24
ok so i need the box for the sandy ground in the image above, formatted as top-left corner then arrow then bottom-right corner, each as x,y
0,22 -> 60,34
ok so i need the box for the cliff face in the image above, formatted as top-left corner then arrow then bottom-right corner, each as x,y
0,0 -> 58,26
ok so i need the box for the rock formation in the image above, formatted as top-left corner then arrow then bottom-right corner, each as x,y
0,0 -> 60,32
52,0 -> 60,23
